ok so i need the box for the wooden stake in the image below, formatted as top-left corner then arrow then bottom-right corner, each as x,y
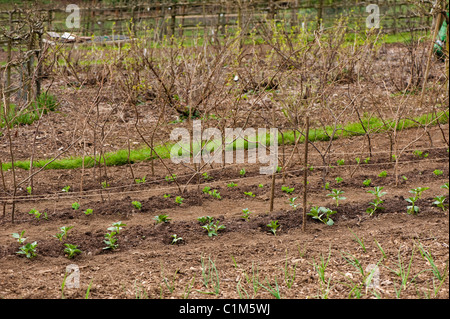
302,116 -> 309,232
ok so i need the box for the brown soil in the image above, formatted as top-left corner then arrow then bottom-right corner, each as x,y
0,123 -> 448,300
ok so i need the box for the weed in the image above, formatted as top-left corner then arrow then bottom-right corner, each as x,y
308,206 -> 336,226
259,277 -> 281,299
64,244 -> 82,259
348,228 -> 366,252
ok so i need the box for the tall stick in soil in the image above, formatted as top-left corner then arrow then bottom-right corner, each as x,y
302,116 -> 309,232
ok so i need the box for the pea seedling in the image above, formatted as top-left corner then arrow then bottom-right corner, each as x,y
135,176 -> 146,184
363,179 -> 372,187
335,177 -> 343,184
202,186 -> 211,194
197,216 -> 214,225
28,209 -> 41,219
108,221 -> 127,235
62,186 -> 70,192
103,232 -> 118,250
84,209 -> 93,216
165,174 -> 177,182
288,197 -> 299,210
101,181 -> 110,188
227,182 -> 237,188
175,196 -> 184,205
202,172 -> 213,180
327,189 -> 346,207
433,196 -> 448,211
366,186 -> 387,216
132,201 -> 142,210
281,186 -> 295,194
54,226 -> 74,242
202,221 -> 226,237
64,244 -> 82,259
337,159 -> 345,166
241,208 -> 252,221
154,214 -> 171,224
406,187 -> 429,215
441,182 -> 449,190
267,220 -> 280,235
433,169 -> 443,176
258,184 -> 264,188
72,202 -> 80,210
307,206 -> 336,226
171,234 -> 183,245
240,168 -> 246,177
378,171 -> 387,178
26,186 -> 32,195
244,191 -> 256,198
17,241 -> 38,259
12,231 -> 27,244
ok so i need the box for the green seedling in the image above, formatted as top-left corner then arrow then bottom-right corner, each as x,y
327,189 -> 346,207
307,206 -> 336,226
202,221 -> 226,237
28,209 -> 41,219
378,171 -> 387,178
355,157 -> 361,164
441,182 -> 449,190
241,208 -> 252,221
364,157 -> 370,164
103,231 -> 118,250
83,209 -> 93,216
165,174 -> 177,182
244,191 -> 256,198
337,159 -> 345,166
239,168 -> 246,177
208,189 -> 222,200
288,197 -> 299,210
402,175 -> 408,181
107,221 -> 127,235
227,182 -> 237,188
335,177 -> 343,184
12,231 -> 27,244
413,150 -> 428,158
17,241 -> 38,259
324,182 -> 330,190
163,194 -> 171,198
135,176 -> 146,184
276,166 -> 282,173
26,186 -> 32,195
132,201 -> 142,210
154,214 -> 171,224
175,196 -> 184,205
267,220 -> 280,236
433,169 -> 443,176
64,244 -> 81,259
171,234 -> 183,245
406,187 -> 429,215
202,172 -> 213,180
101,181 -> 110,188
366,186 -> 387,216
258,184 -> 264,188
62,186 -> 70,192
202,186 -> 211,194
54,226 -> 73,242
72,202 -> 80,210
433,196 -> 448,211
363,179 -> 372,187
197,216 -> 214,225
281,186 -> 295,194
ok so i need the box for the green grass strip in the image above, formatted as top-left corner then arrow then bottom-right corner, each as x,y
1,110 -> 448,172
